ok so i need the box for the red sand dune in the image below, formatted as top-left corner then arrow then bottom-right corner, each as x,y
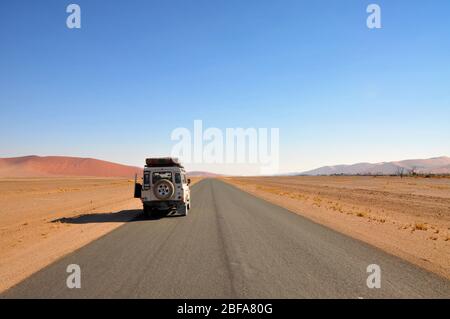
0,156 -> 142,178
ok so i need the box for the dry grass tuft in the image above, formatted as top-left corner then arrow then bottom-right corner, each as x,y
414,223 -> 428,231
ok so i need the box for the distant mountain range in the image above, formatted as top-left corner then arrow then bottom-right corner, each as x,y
0,156 -> 220,178
2,155 -> 448,178
298,156 -> 450,176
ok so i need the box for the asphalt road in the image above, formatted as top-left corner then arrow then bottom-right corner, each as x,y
2,179 -> 449,298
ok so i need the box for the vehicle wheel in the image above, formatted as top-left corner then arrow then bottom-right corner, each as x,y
153,179 -> 175,200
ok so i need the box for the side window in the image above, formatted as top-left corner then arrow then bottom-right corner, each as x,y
175,173 -> 181,184
182,174 -> 187,184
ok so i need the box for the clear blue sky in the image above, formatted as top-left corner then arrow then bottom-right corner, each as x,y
1,0 -> 449,175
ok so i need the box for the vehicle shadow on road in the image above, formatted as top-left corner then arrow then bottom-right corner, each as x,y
51,210 -> 142,224
51,209 -> 182,224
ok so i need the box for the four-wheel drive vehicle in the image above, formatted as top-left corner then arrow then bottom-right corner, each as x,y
134,157 -> 190,217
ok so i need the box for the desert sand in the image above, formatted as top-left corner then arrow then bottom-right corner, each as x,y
224,176 -> 450,280
0,177 -> 142,292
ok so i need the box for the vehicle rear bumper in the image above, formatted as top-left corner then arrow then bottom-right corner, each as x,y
142,200 -> 184,210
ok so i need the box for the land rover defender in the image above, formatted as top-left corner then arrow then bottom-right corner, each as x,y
134,157 -> 190,217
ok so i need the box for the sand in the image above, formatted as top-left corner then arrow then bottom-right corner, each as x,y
0,177 -> 144,292
224,176 -> 450,280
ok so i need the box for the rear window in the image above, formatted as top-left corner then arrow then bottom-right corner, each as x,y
152,172 -> 172,184
175,173 -> 181,184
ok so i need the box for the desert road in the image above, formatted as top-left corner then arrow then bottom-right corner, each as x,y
2,179 -> 449,298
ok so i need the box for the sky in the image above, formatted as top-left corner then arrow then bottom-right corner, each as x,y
1,0 -> 450,175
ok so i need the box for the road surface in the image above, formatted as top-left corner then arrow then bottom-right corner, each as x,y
2,179 -> 449,298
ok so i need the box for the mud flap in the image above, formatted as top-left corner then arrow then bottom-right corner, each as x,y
134,174 -> 142,198
178,204 -> 189,216
134,183 -> 142,198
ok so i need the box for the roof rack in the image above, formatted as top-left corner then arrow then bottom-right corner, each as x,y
145,157 -> 183,168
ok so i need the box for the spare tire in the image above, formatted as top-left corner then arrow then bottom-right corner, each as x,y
153,179 -> 175,200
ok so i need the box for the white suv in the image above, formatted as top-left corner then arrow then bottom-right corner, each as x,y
134,158 -> 190,217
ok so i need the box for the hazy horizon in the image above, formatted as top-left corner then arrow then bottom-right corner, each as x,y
1,154 -> 449,177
